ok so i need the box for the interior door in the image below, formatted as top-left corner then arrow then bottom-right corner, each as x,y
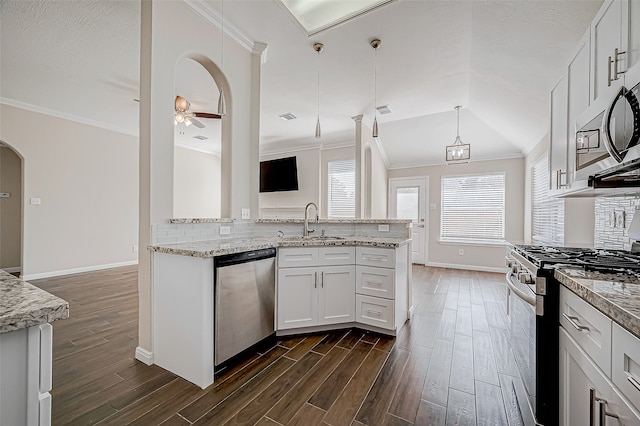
388,177 -> 428,264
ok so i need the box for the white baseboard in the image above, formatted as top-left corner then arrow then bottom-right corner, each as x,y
22,260 -> 138,281
135,346 -> 154,365
425,261 -> 506,274
2,266 -> 21,273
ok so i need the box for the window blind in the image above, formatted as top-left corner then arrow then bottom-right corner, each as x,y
440,173 -> 505,242
531,155 -> 564,245
328,159 -> 355,218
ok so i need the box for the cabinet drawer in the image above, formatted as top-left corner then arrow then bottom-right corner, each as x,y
319,246 -> 355,266
612,322 -> 640,411
356,266 -> 394,299
278,247 -> 318,268
356,294 -> 394,330
560,286 -> 612,376
356,247 -> 395,268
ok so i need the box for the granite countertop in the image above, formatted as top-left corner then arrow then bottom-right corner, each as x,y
149,236 -> 411,258
0,270 -> 69,334
169,218 -> 235,224
555,268 -> 640,340
255,219 -> 412,224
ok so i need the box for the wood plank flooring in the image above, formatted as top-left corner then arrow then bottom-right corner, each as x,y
30,264 -> 525,425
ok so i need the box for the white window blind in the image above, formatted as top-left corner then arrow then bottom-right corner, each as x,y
531,155 -> 564,245
441,173 -> 505,242
328,159 -> 355,218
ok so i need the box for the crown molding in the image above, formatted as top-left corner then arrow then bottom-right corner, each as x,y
1,98 -> 137,136
183,0 -> 256,54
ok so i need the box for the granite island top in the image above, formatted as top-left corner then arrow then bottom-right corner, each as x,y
149,236 -> 411,258
555,267 -> 640,340
0,269 -> 69,334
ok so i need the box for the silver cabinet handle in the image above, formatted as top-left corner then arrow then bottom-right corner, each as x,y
366,309 -> 382,315
608,55 -> 614,87
314,271 -> 317,289
556,169 -> 568,189
563,313 -> 589,331
590,388 -> 597,426
628,375 -> 640,392
598,399 -> 620,425
614,48 -> 626,81
321,271 -> 324,288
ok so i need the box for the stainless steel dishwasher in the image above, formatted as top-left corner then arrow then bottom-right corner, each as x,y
214,247 -> 276,367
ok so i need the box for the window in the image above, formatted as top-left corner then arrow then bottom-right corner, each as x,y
531,155 -> 564,245
441,173 -> 505,242
328,159 -> 355,218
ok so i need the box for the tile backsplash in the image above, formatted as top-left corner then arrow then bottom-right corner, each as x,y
594,196 -> 639,250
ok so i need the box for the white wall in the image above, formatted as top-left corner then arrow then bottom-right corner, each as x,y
389,157 -> 525,271
0,104 -> 138,277
0,146 -> 22,270
173,147 -> 221,218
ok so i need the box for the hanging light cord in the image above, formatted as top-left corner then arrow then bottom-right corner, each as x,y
317,48 -> 320,121
456,107 -> 460,139
374,46 -> 377,119
221,0 -> 224,72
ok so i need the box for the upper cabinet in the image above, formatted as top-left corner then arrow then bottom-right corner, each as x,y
550,75 -> 569,193
591,0 -> 628,106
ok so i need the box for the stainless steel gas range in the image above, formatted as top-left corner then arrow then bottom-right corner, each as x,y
505,245 -> 640,426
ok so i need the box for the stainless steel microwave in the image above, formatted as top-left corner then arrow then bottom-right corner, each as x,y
575,82 -> 640,182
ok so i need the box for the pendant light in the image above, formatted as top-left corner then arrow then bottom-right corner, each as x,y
445,105 -> 471,163
370,38 -> 381,140
217,0 -> 227,116
314,42 -> 324,139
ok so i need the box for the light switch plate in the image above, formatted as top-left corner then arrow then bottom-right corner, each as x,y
0,192 -> 9,198
430,203 -> 437,210
30,197 -> 41,205
220,226 -> 231,235
241,208 -> 250,220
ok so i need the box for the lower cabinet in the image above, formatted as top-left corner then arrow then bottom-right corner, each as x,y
560,326 -> 640,425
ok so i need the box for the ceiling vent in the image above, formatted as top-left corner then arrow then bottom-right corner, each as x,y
376,105 -> 392,115
193,135 -> 208,140
279,112 -> 297,121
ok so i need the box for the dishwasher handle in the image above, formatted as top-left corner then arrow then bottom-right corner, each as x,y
215,247 -> 277,268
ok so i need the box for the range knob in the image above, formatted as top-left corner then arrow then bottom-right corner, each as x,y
519,273 -> 534,285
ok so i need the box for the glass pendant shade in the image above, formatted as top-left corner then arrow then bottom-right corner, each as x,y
446,106 -> 470,163
372,117 -> 379,139
217,88 -> 227,116
315,117 -> 321,138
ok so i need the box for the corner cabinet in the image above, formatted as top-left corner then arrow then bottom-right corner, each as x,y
559,287 -> 640,425
277,247 -> 356,330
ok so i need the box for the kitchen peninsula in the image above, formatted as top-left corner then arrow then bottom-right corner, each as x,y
148,218 -> 411,389
0,270 -> 69,425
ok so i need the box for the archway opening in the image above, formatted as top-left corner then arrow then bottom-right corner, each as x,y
0,141 -> 23,276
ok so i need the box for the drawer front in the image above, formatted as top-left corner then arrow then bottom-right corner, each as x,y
560,286 -> 612,376
356,247 -> 395,268
319,246 -> 355,266
356,266 -> 394,299
278,247 -> 319,268
356,294 -> 394,330
612,322 -> 640,411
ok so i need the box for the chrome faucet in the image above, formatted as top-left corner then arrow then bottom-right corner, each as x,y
304,202 -> 319,237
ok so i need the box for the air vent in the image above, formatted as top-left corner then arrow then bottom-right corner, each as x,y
278,112 -> 297,121
376,105 -> 392,115
193,135 -> 208,140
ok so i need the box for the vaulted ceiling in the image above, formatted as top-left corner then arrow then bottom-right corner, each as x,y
1,0 -> 603,168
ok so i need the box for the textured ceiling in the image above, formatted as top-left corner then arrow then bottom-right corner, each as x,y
0,0 -> 604,167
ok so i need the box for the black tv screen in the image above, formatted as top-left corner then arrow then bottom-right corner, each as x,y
260,156 -> 299,192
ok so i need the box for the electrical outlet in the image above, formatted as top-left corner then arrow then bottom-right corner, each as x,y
132,245 -> 138,252
458,249 -> 464,256
430,203 -> 437,210
241,208 -> 250,220
30,197 -> 41,205
378,224 -> 390,232
220,226 -> 231,235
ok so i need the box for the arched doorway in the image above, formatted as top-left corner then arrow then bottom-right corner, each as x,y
173,57 -> 223,218
0,141 -> 23,275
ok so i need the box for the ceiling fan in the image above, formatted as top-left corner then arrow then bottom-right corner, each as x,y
174,95 -> 221,128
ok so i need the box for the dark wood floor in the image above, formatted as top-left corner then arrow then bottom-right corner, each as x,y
30,264 -> 525,425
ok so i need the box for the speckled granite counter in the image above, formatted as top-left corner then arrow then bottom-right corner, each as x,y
0,270 -> 69,333
149,236 -> 411,258
255,218 -> 412,224
555,268 -> 640,340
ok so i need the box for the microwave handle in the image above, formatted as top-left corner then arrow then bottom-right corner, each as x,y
602,86 -> 640,162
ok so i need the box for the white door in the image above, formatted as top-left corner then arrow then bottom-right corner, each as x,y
389,177 -> 428,264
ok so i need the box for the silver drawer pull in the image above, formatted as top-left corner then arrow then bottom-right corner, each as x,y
563,313 -> 589,331
628,375 -> 640,392
366,309 -> 382,315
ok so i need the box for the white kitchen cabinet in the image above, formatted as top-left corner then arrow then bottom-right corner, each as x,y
550,75 -> 569,193
559,326 -> 640,425
0,323 -> 53,426
612,323 -> 640,413
591,0 -> 629,105
277,247 -> 355,331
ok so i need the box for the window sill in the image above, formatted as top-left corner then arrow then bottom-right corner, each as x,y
438,239 -> 507,247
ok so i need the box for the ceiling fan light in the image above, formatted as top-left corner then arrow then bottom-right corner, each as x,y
184,117 -> 192,127
315,116 -> 321,138
218,88 -> 227,116
175,111 -> 185,123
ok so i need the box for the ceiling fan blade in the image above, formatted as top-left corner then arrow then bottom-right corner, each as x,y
190,118 -> 205,128
175,95 -> 189,111
193,112 -> 222,119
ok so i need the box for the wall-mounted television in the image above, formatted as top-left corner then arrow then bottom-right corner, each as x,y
259,156 -> 299,193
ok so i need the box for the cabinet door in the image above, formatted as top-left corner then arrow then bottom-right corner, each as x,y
550,75 -> 568,191
318,266 -> 355,325
629,0 -> 640,70
277,267 -> 318,330
567,29 -> 591,184
592,0 -> 627,105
